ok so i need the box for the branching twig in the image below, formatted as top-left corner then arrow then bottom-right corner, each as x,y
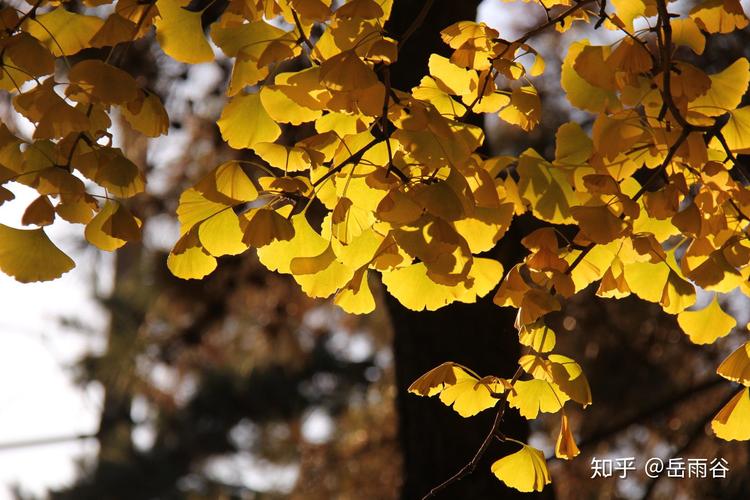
312,138 -> 381,188
6,0 -> 42,35
421,366 -> 524,499
713,129 -> 750,185
516,0 -> 596,45
379,66 -> 409,183
568,126 -> 690,275
292,9 -> 315,56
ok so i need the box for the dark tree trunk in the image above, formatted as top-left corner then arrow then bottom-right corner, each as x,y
387,293 -> 531,500
386,2 -> 550,499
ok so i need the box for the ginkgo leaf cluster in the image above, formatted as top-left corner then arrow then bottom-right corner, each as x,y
2,0 -> 750,493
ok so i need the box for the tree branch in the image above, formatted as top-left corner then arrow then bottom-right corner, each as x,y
397,0 -> 435,49
380,65 -> 409,183
516,0 -> 596,45
292,9 -> 316,57
576,377 -> 724,451
567,125 -> 690,275
0,433 -> 97,452
312,137 -> 382,188
421,366 -> 524,499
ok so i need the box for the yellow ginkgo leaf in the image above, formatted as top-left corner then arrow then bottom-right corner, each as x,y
611,0 -> 649,31
335,227 -> 385,269
561,40 -> 618,113
689,58 -> 750,118
690,0 -> 749,34
555,413 -> 580,460
408,362 -> 506,417
0,186 -> 15,206
176,188 -> 230,234
121,90 -> 169,137
196,161 -> 258,203
429,54 -> 477,97
0,224 -> 75,282
85,201 -> 141,251
259,86 -> 323,125
254,142 -> 311,172
555,122 -> 593,166
154,0 -> 214,64
439,373 -> 506,418
671,18 -> 706,55
717,341 -> 750,385
241,209 -> 295,248
257,214 -> 328,273
334,0 -> 385,20
21,195 -> 55,227
677,295 -> 736,345
381,258 -> 502,312
168,245 -> 217,280
498,86 -> 541,132
571,205 -> 627,244
2,33 -> 54,85
548,354 -> 592,407
720,106 -> 750,153
508,379 -> 569,419
413,77 -> 467,118
331,197 -> 376,245
290,243 -> 339,275
289,0 -> 331,21
320,50 -> 378,91
519,322 -> 556,353
198,209 -> 248,257
712,387 -> 750,441
55,193 -> 97,225
315,112 -> 370,136
408,362 -> 461,397
287,240 -> 355,299
78,148 -> 145,199
210,20 -> 285,58
218,92 -> 281,150
592,112 -> 645,161
452,205 -> 514,253
333,268 -> 376,314
89,13 -> 139,48
573,45 -> 614,91
491,443 -> 551,493
623,253 -> 696,314
68,60 -> 139,105
24,8 -> 104,57
516,150 -> 577,224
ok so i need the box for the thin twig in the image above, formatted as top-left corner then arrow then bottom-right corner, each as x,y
713,129 -> 750,185
568,126 -> 690,275
312,138 -> 381,188
380,66 -> 409,182
516,0 -> 596,45
398,0 -> 435,49
292,9 -> 315,56
6,0 -> 42,35
422,366 -> 524,499
0,433 -> 97,452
